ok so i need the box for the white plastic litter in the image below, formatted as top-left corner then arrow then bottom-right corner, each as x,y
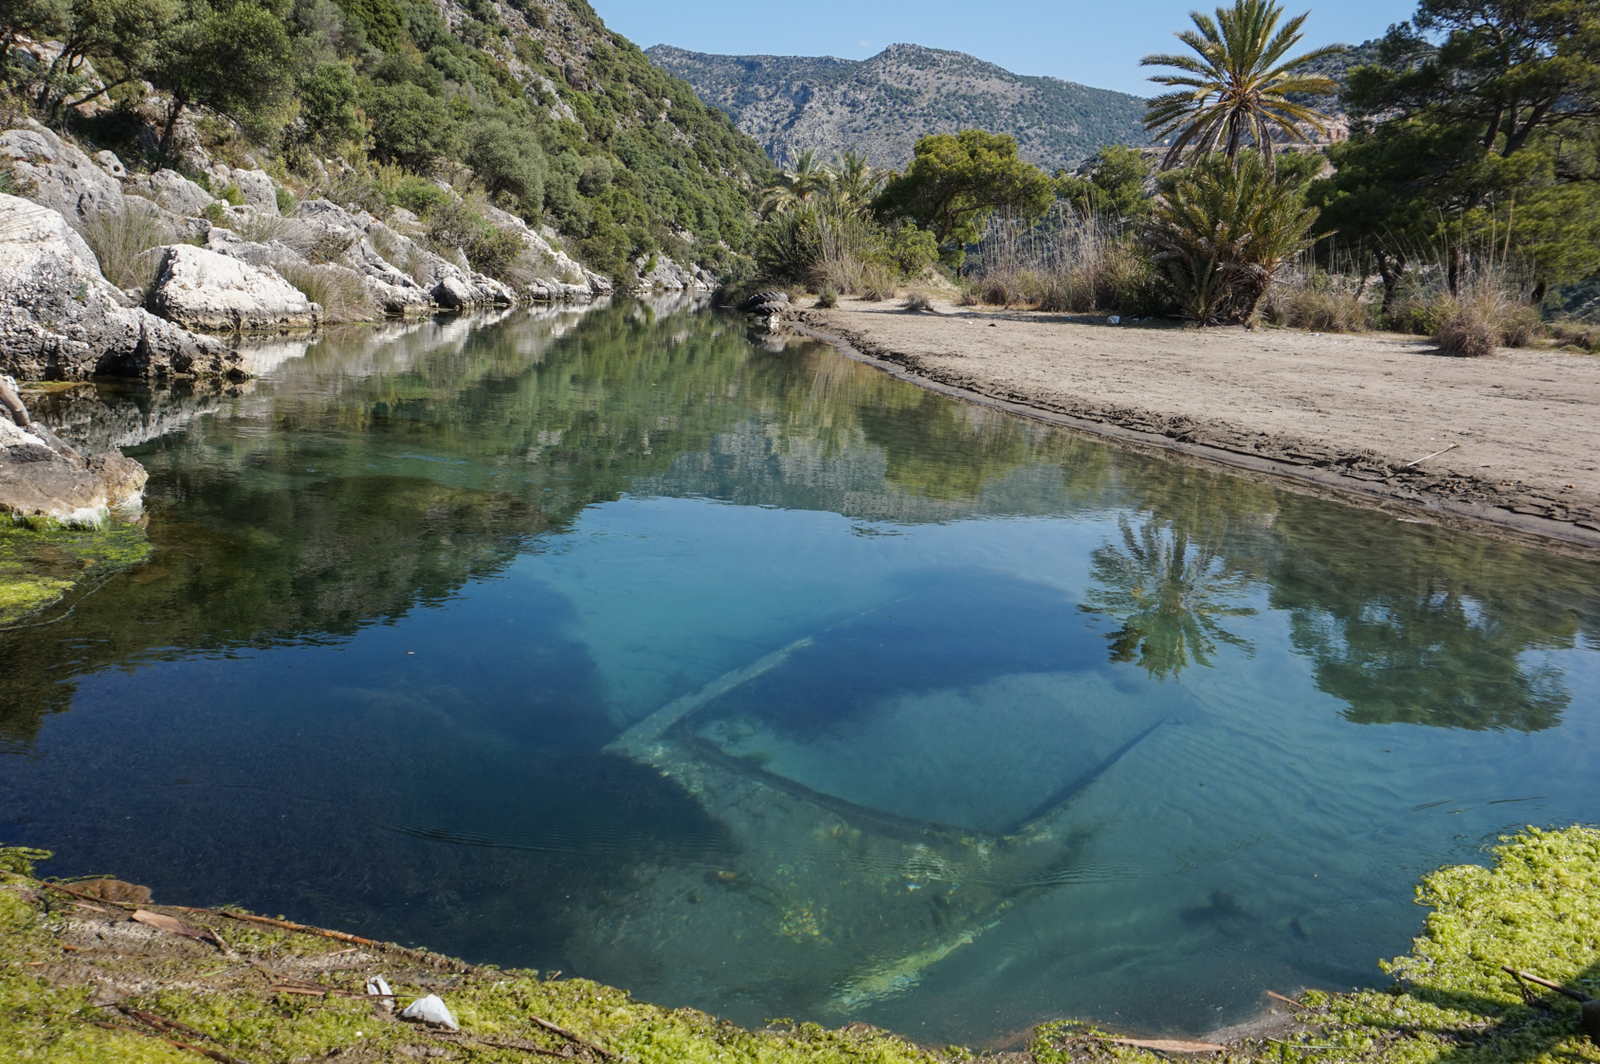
399,993 -> 459,1031
365,976 -> 392,998
1107,315 -> 1121,324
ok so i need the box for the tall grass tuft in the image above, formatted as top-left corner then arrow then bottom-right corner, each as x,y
74,201 -> 172,297
272,261 -> 376,323
966,205 -> 1161,315
1260,264 -> 1374,332
1389,262 -> 1542,355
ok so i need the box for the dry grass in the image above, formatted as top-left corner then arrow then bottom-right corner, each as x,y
902,290 -> 935,312
966,207 -> 1159,315
859,263 -> 895,301
1260,268 -> 1374,333
1391,270 -> 1544,356
73,201 -> 172,296
272,261 -> 376,323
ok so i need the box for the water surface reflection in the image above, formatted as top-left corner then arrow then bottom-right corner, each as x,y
2,300 -> 1597,1045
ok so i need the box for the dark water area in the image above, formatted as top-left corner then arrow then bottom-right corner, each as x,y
2,297 -> 1598,1046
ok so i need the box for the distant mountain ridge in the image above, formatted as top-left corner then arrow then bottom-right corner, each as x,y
646,42 -> 1150,172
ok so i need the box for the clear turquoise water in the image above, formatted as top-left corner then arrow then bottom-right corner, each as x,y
2,298 -> 1598,1046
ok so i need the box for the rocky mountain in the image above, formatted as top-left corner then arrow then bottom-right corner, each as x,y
646,43 -> 1149,173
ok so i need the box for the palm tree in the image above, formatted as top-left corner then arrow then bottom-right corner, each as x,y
760,149 -> 834,215
1140,0 -> 1344,169
827,150 -> 883,211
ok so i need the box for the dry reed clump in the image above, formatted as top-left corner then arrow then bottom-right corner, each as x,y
965,207 -> 1160,315
73,201 -> 172,297
1427,280 -> 1543,356
902,290 -> 934,312
272,261 -> 376,323
859,263 -> 895,301
1260,269 -> 1373,332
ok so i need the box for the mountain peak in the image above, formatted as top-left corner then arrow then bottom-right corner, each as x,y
645,43 -> 1147,171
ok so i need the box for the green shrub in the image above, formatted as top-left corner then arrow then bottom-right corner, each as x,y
1145,154 -> 1321,324
274,186 -> 297,214
201,201 -> 226,223
219,182 -> 245,207
389,174 -> 452,218
815,285 -> 838,308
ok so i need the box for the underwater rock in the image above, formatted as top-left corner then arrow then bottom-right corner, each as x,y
0,401 -> 148,523
399,993 -> 459,1030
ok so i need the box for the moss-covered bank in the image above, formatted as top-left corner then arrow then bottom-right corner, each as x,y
0,519 -> 151,628
1,828 -> 1596,1064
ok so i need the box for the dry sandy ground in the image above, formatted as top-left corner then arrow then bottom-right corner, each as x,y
797,298 -> 1600,554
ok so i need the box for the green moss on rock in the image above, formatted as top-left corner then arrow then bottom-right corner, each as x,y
0,519 -> 151,626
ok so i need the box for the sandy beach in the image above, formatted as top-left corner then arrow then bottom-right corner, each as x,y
797,298 -> 1600,555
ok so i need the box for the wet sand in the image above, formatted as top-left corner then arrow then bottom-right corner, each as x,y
797,298 -> 1600,556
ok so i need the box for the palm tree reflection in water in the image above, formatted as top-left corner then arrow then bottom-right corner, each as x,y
1081,515 -> 1259,680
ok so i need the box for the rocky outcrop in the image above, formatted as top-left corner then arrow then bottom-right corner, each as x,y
635,253 -> 715,292
0,377 -> 148,523
147,244 -> 322,332
0,194 -> 240,380
0,119 -> 124,218
229,168 -> 278,214
138,169 -> 216,216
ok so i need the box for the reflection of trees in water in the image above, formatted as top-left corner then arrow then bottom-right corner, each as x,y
1081,516 -> 1259,680
1267,500 -> 1599,732
1079,467 -> 1277,680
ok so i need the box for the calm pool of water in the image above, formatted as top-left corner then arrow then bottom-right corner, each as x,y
3,298 -> 1598,1045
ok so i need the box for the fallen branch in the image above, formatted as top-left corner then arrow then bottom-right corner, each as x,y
1090,1035 -> 1227,1053
94,1018 -> 256,1064
35,879 -> 140,910
1400,442 -> 1460,469
1502,966 -> 1589,1002
432,1030 -> 565,1057
132,909 -> 230,953
1267,990 -> 1308,1010
171,906 -> 379,947
532,1015 -> 616,1059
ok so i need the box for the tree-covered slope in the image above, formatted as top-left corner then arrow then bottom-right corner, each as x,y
647,42 -> 1149,172
3,0 -> 777,280
328,0 -> 776,273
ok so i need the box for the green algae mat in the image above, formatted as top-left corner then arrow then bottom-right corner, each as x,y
3,826 -> 1597,1064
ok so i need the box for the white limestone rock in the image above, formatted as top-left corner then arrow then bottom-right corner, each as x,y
141,169 -> 216,217
0,120 -> 124,218
148,244 -> 322,333
0,194 -> 239,381
229,168 -> 279,215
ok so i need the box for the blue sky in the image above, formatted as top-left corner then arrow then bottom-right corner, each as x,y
595,0 -> 1420,97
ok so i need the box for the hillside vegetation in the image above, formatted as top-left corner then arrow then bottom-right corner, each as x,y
647,42 -> 1149,172
1,0 -> 777,282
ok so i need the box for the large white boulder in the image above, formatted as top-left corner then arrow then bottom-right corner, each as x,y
141,169 -> 216,217
0,194 -> 239,380
229,168 -> 279,215
148,244 -> 322,332
0,121 -> 123,218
